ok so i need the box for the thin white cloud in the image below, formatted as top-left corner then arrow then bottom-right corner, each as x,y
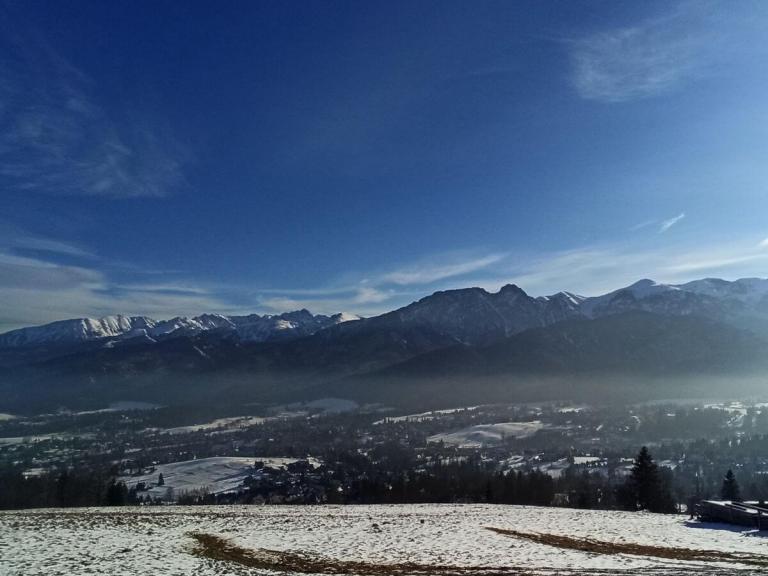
758,237 -> 768,249
663,252 -> 768,274
253,252 -> 507,315
12,236 -> 96,259
381,253 -> 505,285
0,247 -> 243,333
0,284 -> 243,333
570,4 -> 713,103
111,282 -> 212,296
5,234 -> 768,333
0,26 -> 186,198
252,286 -> 358,297
630,213 -> 686,234
659,212 -> 685,233
259,287 -> 394,317
629,219 -> 658,232
0,251 -> 102,291
474,240 -> 768,298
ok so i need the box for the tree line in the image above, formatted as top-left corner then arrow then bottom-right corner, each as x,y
0,446 -> 744,511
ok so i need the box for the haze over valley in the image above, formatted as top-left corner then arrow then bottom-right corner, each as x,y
2,277 -> 768,413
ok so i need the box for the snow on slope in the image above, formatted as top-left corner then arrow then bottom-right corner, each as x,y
0,315 -> 152,346
580,279 -> 681,317
160,416 -> 267,435
427,421 -> 545,447
0,309 -> 359,347
120,456 -> 313,499
2,504 -> 766,575
681,278 -> 768,303
374,405 -> 480,424
3,276 -> 768,348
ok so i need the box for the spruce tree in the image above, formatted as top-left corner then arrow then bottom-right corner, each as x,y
105,480 -> 127,506
631,446 -> 658,510
621,446 -> 676,513
721,469 -> 741,501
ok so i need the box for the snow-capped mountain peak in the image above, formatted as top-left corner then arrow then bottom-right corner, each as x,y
0,310 -> 349,348
623,279 -> 680,298
678,277 -> 768,303
3,277 -> 768,349
332,312 -> 362,323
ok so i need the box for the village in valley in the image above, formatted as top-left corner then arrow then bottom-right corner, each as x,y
2,398 -> 768,516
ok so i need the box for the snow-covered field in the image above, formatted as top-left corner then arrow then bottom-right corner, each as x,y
374,406 -> 480,424
161,416 -> 268,435
428,421 -> 545,447
120,456 -> 314,500
1,504 -> 766,575
0,432 -> 94,447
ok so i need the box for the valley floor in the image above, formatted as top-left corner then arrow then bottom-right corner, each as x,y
1,504 -> 766,575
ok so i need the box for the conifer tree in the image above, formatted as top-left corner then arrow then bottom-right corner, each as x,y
619,446 -> 676,513
720,469 -> 741,501
631,446 -> 658,510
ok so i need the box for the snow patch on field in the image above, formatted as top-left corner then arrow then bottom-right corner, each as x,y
1,504 -> 766,575
161,416 -> 267,435
573,456 -> 602,465
0,432 -> 94,446
375,405 -> 480,424
428,421 -> 545,447
120,456 -> 314,499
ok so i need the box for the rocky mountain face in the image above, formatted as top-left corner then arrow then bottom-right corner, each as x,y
2,277 -> 768,412
365,284 -> 583,345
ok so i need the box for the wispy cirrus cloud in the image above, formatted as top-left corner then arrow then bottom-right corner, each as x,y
253,251 -> 505,315
380,253 -> 506,285
471,238 -> 768,298
658,212 -> 685,233
0,24 -> 187,198
0,221 -> 96,259
569,4 -> 715,103
630,213 -> 686,234
0,228 -> 243,332
0,253 -> 242,333
4,231 -> 768,333
259,286 -> 395,317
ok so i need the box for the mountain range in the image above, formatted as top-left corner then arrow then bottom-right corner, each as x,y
2,277 -> 768,413
0,310 -> 360,348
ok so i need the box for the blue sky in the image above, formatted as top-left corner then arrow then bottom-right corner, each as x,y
2,0 -> 768,330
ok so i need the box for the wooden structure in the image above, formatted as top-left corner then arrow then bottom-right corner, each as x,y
695,500 -> 768,529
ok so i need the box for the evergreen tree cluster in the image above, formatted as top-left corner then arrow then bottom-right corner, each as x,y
0,464 -> 133,509
721,469 -> 741,501
616,446 -> 676,513
0,446 -> 739,513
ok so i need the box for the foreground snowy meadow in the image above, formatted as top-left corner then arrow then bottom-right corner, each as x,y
1,504 -> 766,575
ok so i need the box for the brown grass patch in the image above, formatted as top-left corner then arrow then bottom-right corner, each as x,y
486,527 -> 768,567
188,531 -> 748,575
189,532 -> 531,575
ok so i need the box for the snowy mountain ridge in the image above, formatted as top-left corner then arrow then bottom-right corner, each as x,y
2,276 -> 768,349
0,310 -> 360,348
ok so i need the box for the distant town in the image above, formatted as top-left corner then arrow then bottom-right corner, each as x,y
2,399 -> 767,511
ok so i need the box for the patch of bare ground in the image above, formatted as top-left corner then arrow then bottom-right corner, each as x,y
188,532 -> 745,576
189,532 -> 532,575
486,527 -> 768,568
